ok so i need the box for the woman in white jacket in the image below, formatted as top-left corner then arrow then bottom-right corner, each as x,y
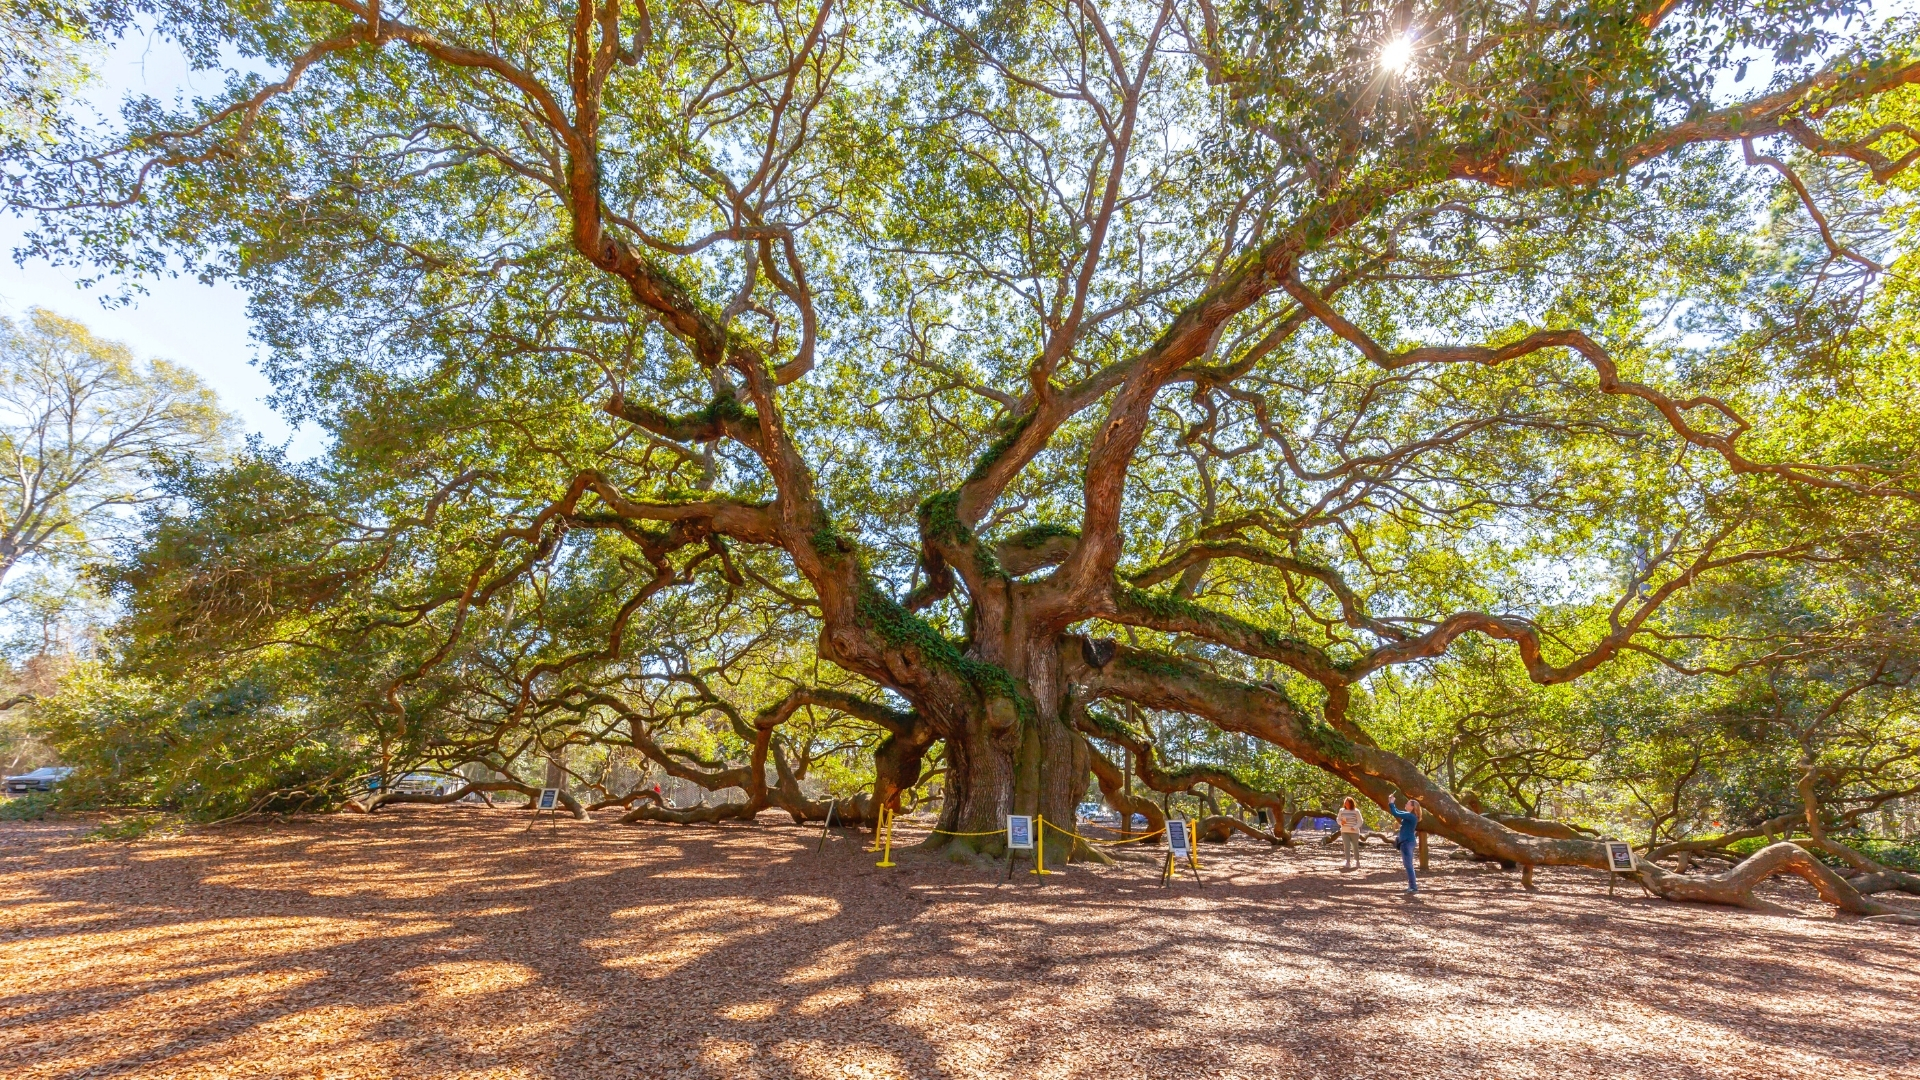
1336,797 -> 1364,870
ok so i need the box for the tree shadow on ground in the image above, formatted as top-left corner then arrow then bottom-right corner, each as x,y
1,809 -> 1915,1080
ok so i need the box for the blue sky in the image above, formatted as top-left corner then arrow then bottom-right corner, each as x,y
0,26 -> 322,456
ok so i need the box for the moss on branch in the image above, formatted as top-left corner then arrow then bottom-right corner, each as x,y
1105,645 -> 1354,766
1120,586 -> 1345,672
1298,716 -> 1357,763
1004,523 -> 1078,548
1079,704 -> 1149,745
610,392 -> 758,442
856,582 -> 1034,722
811,521 -> 855,556
963,411 -> 1036,484
917,491 -> 1006,579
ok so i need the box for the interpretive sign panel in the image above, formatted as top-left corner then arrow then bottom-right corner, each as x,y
1167,818 -> 1191,858
537,788 -> 561,811
1605,840 -> 1636,873
1006,815 -> 1034,849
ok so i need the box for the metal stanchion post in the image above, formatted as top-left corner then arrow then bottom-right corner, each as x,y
876,806 -> 896,868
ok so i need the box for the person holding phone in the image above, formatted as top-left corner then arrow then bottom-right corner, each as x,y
1387,794 -> 1422,893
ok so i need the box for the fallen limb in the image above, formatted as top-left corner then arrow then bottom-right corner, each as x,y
1841,868 -> 1920,897
1199,814 -> 1284,844
1636,841 -> 1920,920
619,798 -> 759,825
349,781 -> 590,818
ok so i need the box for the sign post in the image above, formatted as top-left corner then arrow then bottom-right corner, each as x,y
1604,840 -> 1636,896
1161,818 -> 1202,888
1031,815 -> 1054,876
526,787 -> 562,832
875,805 -> 897,868
1005,814 -> 1034,882
817,797 -> 836,854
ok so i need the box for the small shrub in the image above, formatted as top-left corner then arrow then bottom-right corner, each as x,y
0,791 -> 58,820
1854,838 -> 1920,873
1722,833 -> 1920,872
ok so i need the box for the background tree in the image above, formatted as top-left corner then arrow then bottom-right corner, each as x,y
0,310 -> 228,779
10,0 -> 1920,914
0,309 -> 230,590
0,0 -> 122,147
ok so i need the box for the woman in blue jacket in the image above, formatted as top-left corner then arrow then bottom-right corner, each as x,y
1387,795 -> 1422,892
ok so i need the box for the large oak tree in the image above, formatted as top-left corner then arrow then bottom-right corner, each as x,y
14,0 -> 1920,911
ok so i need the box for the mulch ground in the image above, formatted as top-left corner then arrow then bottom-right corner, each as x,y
2,806 -> 1916,1080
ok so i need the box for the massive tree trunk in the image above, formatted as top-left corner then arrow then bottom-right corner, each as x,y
919,631 -> 1091,863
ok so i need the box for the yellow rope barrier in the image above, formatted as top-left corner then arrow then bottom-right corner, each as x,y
872,815 -> 1168,872
922,827 -> 1008,836
923,818 -> 1168,845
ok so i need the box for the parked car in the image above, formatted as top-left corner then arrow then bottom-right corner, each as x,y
3,767 -> 73,795
388,773 -> 455,797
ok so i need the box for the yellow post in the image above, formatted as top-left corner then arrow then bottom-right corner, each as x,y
1031,815 -> 1053,875
875,806 -> 896,868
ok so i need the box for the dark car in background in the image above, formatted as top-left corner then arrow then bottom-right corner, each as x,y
3,767 -> 73,795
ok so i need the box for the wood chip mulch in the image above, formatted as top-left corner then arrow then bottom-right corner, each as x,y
3,806 -> 1916,1079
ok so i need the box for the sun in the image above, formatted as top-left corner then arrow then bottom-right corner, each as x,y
1379,35 -> 1415,73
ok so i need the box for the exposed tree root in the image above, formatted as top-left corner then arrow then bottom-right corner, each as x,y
1863,913 -> 1920,926
917,829 -> 1004,858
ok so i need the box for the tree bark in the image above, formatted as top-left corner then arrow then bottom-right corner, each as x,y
1637,841 -> 1920,919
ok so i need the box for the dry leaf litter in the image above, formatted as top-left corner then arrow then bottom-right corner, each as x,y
2,806 -> 1916,1079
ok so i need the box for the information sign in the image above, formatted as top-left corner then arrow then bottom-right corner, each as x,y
1605,840 -> 1636,874
1006,814 -> 1035,850
537,787 -> 561,811
1167,818 -> 1191,857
